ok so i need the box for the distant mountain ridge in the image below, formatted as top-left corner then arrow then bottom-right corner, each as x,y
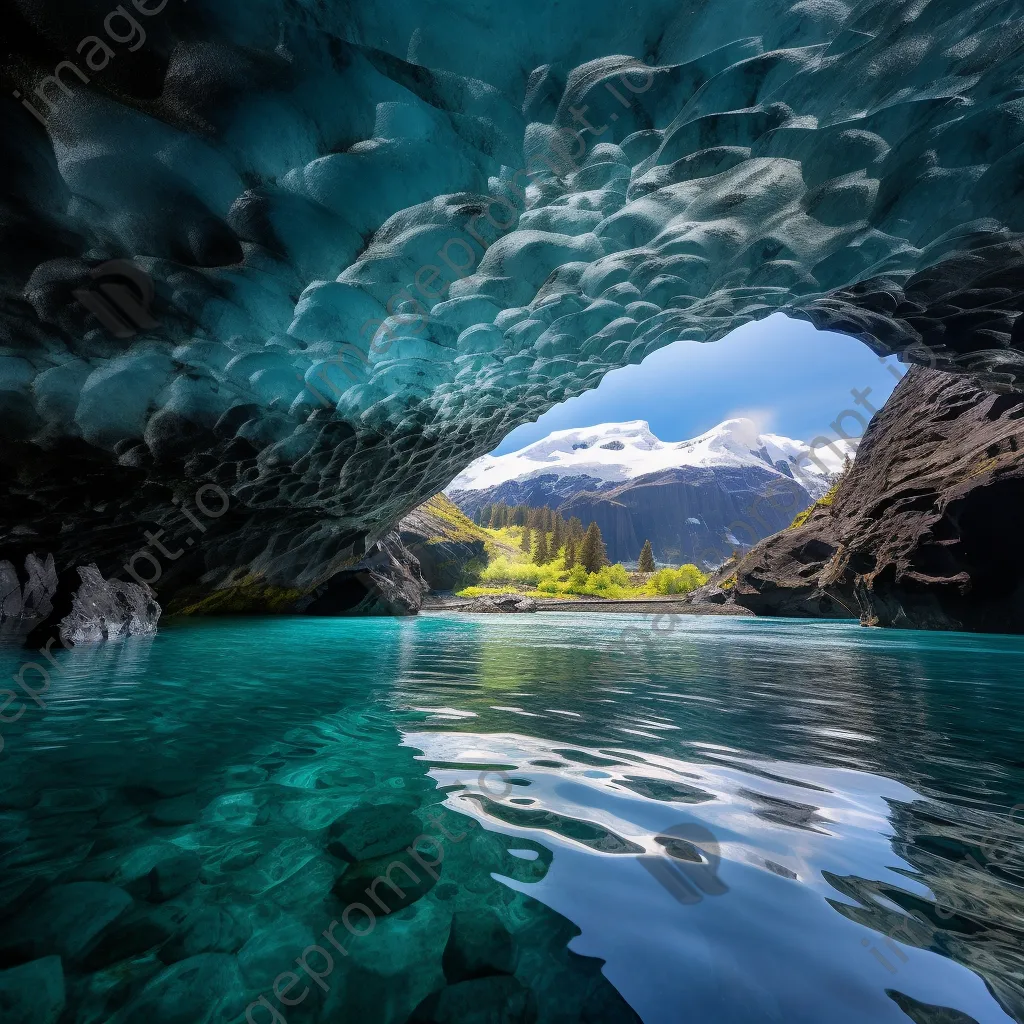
447,420 -> 856,567
450,419 -> 852,500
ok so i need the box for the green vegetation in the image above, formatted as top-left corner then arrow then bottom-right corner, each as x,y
167,575 -> 305,616
453,505 -> 708,600
419,494 -> 494,545
789,462 -> 850,529
646,564 -> 708,594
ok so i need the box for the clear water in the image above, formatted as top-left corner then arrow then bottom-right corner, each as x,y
1,613 -> 1022,1024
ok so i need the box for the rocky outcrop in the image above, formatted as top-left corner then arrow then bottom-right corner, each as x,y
733,368 -> 1024,633
58,565 -> 161,644
298,533 -> 428,617
686,578 -> 736,608
19,562 -> 160,647
561,467 -> 811,566
398,495 -> 489,592
0,554 -> 57,634
466,595 -> 538,613
2,0 -> 1024,614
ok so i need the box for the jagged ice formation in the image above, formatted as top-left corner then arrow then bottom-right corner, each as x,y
3,0 -> 1024,610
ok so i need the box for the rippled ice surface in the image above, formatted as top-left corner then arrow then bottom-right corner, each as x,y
0,613 -> 1022,1024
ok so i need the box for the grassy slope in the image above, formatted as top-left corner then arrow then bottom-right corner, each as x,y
417,494 -> 521,559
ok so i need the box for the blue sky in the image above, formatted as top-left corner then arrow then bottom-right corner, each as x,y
492,313 -> 906,454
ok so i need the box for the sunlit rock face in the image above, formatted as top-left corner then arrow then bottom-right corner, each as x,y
2,0 -> 1024,609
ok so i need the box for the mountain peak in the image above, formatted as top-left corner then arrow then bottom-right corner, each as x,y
449,418 -> 855,496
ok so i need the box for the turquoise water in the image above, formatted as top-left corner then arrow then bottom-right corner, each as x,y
0,613 -> 1022,1024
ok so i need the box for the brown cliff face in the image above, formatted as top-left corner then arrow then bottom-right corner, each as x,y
733,368 -> 1024,633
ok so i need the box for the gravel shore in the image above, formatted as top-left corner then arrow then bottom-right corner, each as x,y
421,595 -> 751,615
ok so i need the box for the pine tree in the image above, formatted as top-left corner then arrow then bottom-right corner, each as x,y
487,505 -> 499,529
520,525 -> 532,552
638,539 -> 656,572
551,514 -> 564,556
564,534 -> 577,569
533,529 -> 549,565
568,516 -> 584,544
579,521 -> 607,573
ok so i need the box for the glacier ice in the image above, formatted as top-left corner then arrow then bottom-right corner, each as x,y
2,0 -> 1024,607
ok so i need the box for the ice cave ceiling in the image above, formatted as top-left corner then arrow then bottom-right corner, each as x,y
2,0 -> 1024,604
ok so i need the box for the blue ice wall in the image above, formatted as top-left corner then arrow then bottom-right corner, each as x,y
2,0 -> 1024,595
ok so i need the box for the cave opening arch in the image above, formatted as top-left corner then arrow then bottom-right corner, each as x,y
2,0 -> 1024,614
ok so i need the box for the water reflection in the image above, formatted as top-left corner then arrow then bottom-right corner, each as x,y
397,613 -> 1024,1023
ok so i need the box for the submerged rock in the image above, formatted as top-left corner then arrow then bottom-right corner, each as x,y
734,368 -> 1024,632
109,953 -> 247,1024
0,882 -> 131,965
442,910 -> 519,984
333,848 -> 439,913
158,906 -> 252,964
150,795 -> 201,826
100,844 -> 202,903
0,956 -> 65,1024
408,975 -> 538,1024
81,904 -> 180,970
148,851 -> 202,902
237,914 -> 317,990
327,801 -> 423,862
580,984 -> 644,1024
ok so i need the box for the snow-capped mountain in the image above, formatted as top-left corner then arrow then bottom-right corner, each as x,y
449,419 -> 855,499
447,419 -> 857,567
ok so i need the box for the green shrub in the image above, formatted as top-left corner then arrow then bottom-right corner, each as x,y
479,555 -> 546,586
455,585 -> 520,598
566,564 -> 588,590
643,564 -> 708,596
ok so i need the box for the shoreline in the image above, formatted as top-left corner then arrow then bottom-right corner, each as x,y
422,595 -> 755,616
